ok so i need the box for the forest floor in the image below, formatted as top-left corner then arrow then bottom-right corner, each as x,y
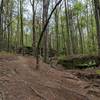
0,54 -> 100,100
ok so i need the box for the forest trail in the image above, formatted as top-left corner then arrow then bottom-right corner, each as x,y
0,55 -> 100,100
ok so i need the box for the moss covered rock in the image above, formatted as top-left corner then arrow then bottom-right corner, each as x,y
58,55 -> 100,69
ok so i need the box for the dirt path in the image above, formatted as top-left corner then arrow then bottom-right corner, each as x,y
0,55 -> 100,100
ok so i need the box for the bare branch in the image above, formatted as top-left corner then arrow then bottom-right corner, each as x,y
30,0 -> 33,6
3,20 -> 15,32
36,0 -> 63,69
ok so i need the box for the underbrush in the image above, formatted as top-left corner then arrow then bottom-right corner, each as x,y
0,51 -> 16,56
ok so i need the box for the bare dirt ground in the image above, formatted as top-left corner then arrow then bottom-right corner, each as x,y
0,55 -> 100,100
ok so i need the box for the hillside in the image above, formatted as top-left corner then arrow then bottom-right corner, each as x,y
0,55 -> 100,100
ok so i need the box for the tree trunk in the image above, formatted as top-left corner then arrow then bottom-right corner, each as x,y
20,0 -> 24,53
32,0 -> 36,56
42,0 -> 50,62
94,0 -> 100,55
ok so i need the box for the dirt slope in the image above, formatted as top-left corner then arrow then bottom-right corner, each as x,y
0,55 -> 100,100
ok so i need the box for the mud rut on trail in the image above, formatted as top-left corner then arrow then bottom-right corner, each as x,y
0,55 -> 100,100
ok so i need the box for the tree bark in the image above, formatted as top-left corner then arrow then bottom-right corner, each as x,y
94,0 -> 100,55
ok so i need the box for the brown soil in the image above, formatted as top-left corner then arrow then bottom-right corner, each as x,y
0,55 -> 100,100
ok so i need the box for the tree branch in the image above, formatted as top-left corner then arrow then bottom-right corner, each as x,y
30,0 -> 33,6
3,20 -> 14,32
36,0 -> 63,69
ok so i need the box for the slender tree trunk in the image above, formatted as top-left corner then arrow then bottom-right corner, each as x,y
16,0 -> 20,48
32,0 -> 36,56
20,0 -> 24,53
64,0 -> 71,55
61,15 -> 67,55
0,0 -> 3,50
94,0 -> 100,55
77,14 -> 83,54
54,3 -> 59,55
42,0 -> 50,62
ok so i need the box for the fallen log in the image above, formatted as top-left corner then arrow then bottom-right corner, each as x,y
58,55 -> 100,69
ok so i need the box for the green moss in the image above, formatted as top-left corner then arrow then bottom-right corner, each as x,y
96,70 -> 100,75
58,55 -> 100,69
